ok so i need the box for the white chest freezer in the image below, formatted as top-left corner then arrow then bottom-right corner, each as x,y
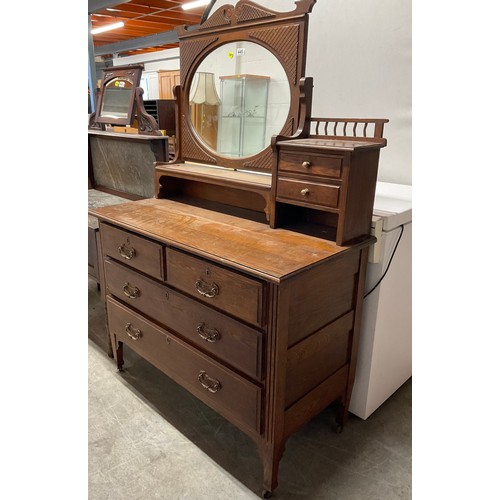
349,182 -> 412,419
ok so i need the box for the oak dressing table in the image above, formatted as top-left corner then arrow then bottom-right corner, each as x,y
89,1 -> 388,496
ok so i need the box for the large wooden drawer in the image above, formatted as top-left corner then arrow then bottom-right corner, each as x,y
166,248 -> 264,327
107,297 -> 262,434
100,223 -> 165,280
279,151 -> 343,179
104,259 -> 263,379
276,178 -> 341,210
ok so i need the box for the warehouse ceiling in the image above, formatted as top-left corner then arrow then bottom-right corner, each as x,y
89,0 -> 210,58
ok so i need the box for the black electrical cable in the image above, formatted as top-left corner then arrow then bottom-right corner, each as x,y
364,224 -> 405,299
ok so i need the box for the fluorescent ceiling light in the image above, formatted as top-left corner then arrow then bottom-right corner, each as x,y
91,21 -> 124,35
182,0 -> 210,10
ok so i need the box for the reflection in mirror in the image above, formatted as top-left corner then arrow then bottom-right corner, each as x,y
190,73 -> 221,150
189,41 -> 291,158
100,77 -> 134,119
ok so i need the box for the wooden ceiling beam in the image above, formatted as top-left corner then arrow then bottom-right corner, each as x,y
93,26 -> 187,56
92,17 -> 177,31
92,5 -> 200,23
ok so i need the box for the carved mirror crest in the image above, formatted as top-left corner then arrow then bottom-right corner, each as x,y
175,0 -> 317,171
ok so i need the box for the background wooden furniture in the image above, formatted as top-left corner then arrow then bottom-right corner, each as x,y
143,99 -> 176,137
89,1 -> 388,496
88,68 -> 172,291
158,70 -> 181,99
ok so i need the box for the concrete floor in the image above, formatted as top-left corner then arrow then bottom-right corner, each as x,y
89,279 -> 411,499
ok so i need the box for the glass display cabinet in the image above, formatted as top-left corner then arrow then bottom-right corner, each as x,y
218,74 -> 269,157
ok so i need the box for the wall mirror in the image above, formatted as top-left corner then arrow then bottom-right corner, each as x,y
94,65 -> 143,126
174,0 -> 317,171
188,41 -> 290,158
100,77 -> 135,120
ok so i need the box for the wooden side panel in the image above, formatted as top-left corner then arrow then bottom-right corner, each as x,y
287,250 -> 360,346
284,311 -> 353,407
336,149 -> 380,245
88,226 -> 99,281
284,365 -> 348,439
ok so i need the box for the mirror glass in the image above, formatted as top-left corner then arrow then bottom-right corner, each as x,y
189,41 -> 291,158
100,77 -> 134,120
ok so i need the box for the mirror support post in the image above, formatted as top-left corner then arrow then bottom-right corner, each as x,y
88,14 -> 97,113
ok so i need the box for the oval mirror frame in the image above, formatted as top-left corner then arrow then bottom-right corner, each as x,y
187,41 -> 291,160
175,0 -> 316,172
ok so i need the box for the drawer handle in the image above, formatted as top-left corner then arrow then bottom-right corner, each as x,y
125,323 -> 142,341
118,243 -> 136,260
123,282 -> 141,299
300,188 -> 310,196
198,370 -> 222,393
195,279 -> 219,298
302,161 -> 311,168
197,323 -> 221,343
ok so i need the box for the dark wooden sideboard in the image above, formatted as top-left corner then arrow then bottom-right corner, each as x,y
89,1 -> 388,496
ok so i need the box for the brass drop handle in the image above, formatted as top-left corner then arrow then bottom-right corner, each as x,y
118,243 -> 136,260
302,161 -> 311,168
197,323 -> 221,343
195,279 -> 219,298
125,323 -> 142,341
123,282 -> 141,299
198,370 -> 222,393
300,188 -> 310,196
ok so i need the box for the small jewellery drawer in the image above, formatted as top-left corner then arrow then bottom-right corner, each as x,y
107,297 -> 262,434
276,178 -> 341,209
167,248 -> 264,327
100,223 -> 165,280
104,259 -> 263,379
279,151 -> 343,179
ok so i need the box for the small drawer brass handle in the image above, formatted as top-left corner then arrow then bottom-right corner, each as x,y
118,243 -> 136,260
195,279 -> 219,298
197,323 -> 221,343
198,370 -> 222,393
300,188 -> 310,196
123,282 -> 141,299
302,161 -> 311,168
125,323 -> 142,341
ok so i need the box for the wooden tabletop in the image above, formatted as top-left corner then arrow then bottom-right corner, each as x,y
89,198 -> 371,282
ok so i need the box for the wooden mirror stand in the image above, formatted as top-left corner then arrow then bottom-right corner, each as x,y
154,0 -> 387,245
89,64 -> 163,136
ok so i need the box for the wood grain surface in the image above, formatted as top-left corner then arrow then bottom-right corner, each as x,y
90,198 -> 372,281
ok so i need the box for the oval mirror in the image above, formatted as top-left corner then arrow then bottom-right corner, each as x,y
189,41 -> 291,158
